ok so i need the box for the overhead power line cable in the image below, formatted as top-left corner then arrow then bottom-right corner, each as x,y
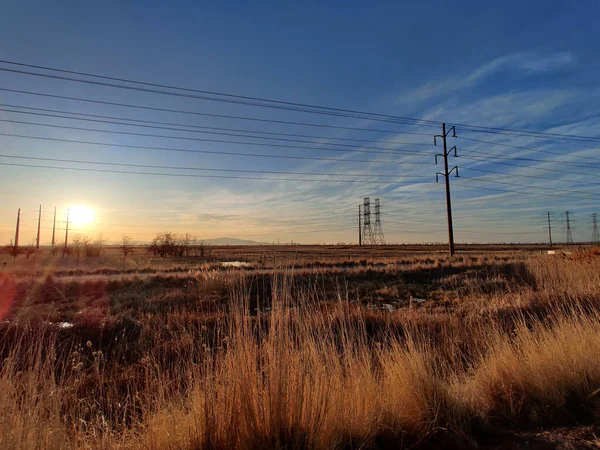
0,103 -> 433,147
0,161 -> 407,184
0,108 -> 430,154
452,124 -> 600,144
464,167 -> 600,187
454,179 -> 597,202
0,60 -> 440,124
460,150 -> 599,169
0,153 -> 416,179
0,65 -> 440,128
460,155 -> 596,177
0,132 -> 428,165
0,88 -> 432,136
458,136 -> 600,162
1,59 -> 598,142
464,175 -> 598,198
0,117 -> 431,160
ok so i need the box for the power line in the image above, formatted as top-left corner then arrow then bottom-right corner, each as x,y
463,175 -> 599,198
458,136 -> 600,162
460,155 -> 596,177
0,64 -> 440,128
461,150 -> 599,169
464,167 -> 600,187
0,132 -> 430,166
0,87 -> 435,137
0,161 -> 407,184
2,59 -> 598,142
453,124 -> 600,144
0,104 -> 433,148
0,117 -> 431,159
0,153 -> 416,179
0,60 -> 440,125
11,127 -> 597,194
454,179 -> 597,202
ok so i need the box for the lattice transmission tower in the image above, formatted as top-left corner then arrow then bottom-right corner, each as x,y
591,213 -> 600,245
562,211 -> 574,245
362,197 -> 376,245
373,198 -> 386,245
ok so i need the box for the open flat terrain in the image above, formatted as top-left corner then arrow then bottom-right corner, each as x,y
2,244 -> 600,449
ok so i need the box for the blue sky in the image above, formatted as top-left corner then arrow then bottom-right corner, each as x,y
0,0 -> 599,244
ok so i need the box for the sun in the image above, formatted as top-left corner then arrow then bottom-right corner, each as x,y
69,205 -> 95,227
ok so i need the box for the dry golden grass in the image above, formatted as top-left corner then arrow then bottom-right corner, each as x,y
1,250 -> 600,449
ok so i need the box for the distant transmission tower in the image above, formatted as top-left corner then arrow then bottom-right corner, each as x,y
543,212 -> 554,248
373,198 -> 386,245
591,213 -> 599,245
362,197 -> 376,245
562,211 -> 574,245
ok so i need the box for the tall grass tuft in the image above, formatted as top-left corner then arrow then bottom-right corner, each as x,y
1,254 -> 600,449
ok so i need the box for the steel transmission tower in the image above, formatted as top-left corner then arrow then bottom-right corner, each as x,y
362,197 -> 376,245
591,213 -> 599,245
373,198 -> 386,245
563,211 -> 574,245
544,212 -> 554,248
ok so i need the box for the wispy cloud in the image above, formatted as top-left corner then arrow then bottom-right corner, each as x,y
398,51 -> 576,104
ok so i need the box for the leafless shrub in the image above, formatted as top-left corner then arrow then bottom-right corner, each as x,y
120,235 -> 135,263
83,236 -> 106,258
149,232 -> 183,258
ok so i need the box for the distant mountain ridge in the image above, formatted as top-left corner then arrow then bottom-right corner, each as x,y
204,237 -> 271,246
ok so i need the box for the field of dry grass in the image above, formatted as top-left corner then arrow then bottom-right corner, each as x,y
1,246 -> 600,449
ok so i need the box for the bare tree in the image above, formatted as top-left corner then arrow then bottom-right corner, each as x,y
83,236 -> 106,258
148,232 -> 210,259
149,232 -> 181,258
69,235 -> 84,261
5,240 -> 20,260
120,235 -> 135,263
23,242 -> 37,260
181,233 -> 193,257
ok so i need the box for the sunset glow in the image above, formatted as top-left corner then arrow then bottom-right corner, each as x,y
69,205 -> 95,227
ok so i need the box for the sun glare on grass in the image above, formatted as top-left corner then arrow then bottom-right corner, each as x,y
69,205 -> 95,227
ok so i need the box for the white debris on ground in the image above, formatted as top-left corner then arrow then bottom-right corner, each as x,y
221,261 -> 250,267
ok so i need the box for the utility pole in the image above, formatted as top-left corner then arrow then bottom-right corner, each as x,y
14,208 -> 21,249
51,207 -> 57,248
358,205 -> 362,246
36,205 -> 42,249
64,209 -> 70,254
563,211 -> 574,245
434,123 -> 458,256
547,212 -> 553,248
590,213 -> 599,245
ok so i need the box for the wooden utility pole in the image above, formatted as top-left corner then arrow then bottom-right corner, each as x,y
51,207 -> 56,248
434,123 -> 458,256
14,208 -> 20,249
64,209 -> 70,253
358,205 -> 362,246
36,205 -> 42,249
